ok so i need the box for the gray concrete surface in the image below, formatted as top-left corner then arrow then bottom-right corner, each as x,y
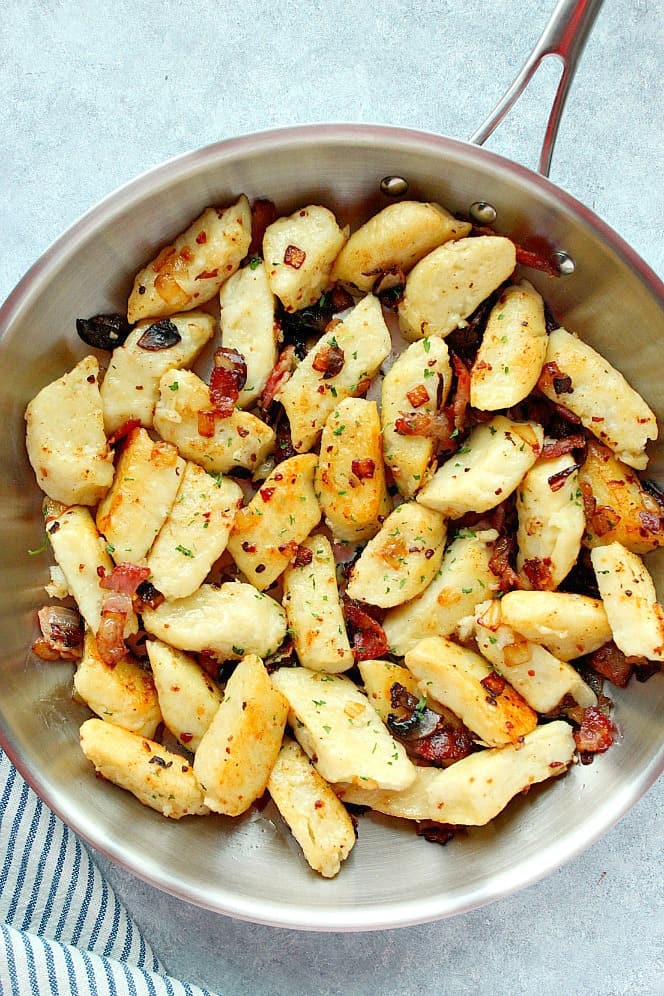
1,1 -> 662,993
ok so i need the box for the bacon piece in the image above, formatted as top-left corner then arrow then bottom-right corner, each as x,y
521,556 -> 554,590
573,706 -> 617,754
197,409 -> 218,438
489,535 -> 522,591
541,434 -> 586,459
415,822 -> 458,845
134,581 -> 165,612
259,346 -> 297,411
209,347 -> 247,418
395,410 -> 456,451
312,341 -> 345,379
249,199 -> 277,257
591,505 -> 621,537
586,640 -> 644,689
514,245 -> 559,277
343,599 -> 389,662
99,563 -> 151,597
351,458 -> 375,480
480,672 -> 506,697
450,353 -> 471,431
548,463 -> 580,493
387,683 -> 475,766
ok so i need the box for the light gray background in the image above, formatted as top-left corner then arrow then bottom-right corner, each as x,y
1,1 -> 662,993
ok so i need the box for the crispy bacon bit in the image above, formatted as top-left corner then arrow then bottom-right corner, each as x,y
541,434 -> 586,459
591,505 -> 620,537
548,463 -> 581,492
351,459 -> 375,481
573,706 -> 617,754
415,822 -> 458,846
259,346 -> 297,411
395,410 -> 456,452
249,199 -> 277,256
481,672 -> 506,697
284,244 -> 306,269
514,244 -> 559,277
538,361 -> 573,396
406,384 -> 430,409
343,599 -> 389,662
450,353 -> 471,431
369,265 -> 406,296
107,419 -> 141,447
489,535 -> 522,591
586,640 -> 644,688
99,563 -> 151,597
522,556 -> 554,590
312,341 -> 345,379
96,591 -> 133,667
354,376 -> 372,397
292,545 -> 314,568
209,347 -> 247,417
197,409 -> 218,438
134,581 -> 164,612
137,319 -> 182,351
33,606 -> 84,662
387,683 -> 474,765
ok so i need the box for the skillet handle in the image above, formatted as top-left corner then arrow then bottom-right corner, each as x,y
469,0 -> 604,177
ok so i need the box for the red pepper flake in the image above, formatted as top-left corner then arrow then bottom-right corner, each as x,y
180,732 -> 194,744
284,245 -> 306,269
241,541 -> 257,553
292,545 -> 314,568
209,347 -> 247,417
351,458 -> 375,480
195,268 -> 219,280
548,463 -> 580,492
406,384 -> 430,408
260,486 -> 276,502
195,231 -> 207,244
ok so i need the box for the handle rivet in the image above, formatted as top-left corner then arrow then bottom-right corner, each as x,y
380,176 -> 409,197
469,201 -> 497,224
553,251 -> 576,275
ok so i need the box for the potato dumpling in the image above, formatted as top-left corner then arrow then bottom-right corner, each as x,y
381,337 -> 452,499
330,200 -> 471,292
146,640 -> 223,753
25,355 -> 114,506
315,398 -> 391,543
268,738 -> 356,879
219,260 -> 278,408
276,294 -> 391,453
263,204 -> 348,312
153,368 -> 275,473
539,327 -> 657,469
382,528 -> 500,656
345,501 -> 446,608
591,542 -> 664,661
470,281 -> 547,410
227,454 -> 321,590
142,582 -> 287,661
579,439 -> 664,554
96,427 -> 184,563
282,534 -> 354,673
127,195 -> 252,322
101,311 -> 215,434
405,635 -> 537,746
516,453 -> 585,590
499,590 -> 612,661
417,416 -> 543,519
74,633 -> 162,738
398,236 -> 516,341
193,654 -> 289,816
271,667 -> 415,792
80,718 -> 208,819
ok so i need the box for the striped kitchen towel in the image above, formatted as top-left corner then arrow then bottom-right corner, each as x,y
0,748 -> 214,995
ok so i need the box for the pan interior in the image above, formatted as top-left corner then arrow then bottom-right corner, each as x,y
1,125 -> 662,930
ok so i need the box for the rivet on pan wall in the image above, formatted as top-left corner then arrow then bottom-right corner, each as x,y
380,176 -> 409,197
469,201 -> 497,224
552,250 -> 576,275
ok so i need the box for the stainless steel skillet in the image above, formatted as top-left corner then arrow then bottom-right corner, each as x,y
0,0 -> 661,930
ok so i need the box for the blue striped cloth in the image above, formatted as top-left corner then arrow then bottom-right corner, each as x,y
0,748 -> 214,995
